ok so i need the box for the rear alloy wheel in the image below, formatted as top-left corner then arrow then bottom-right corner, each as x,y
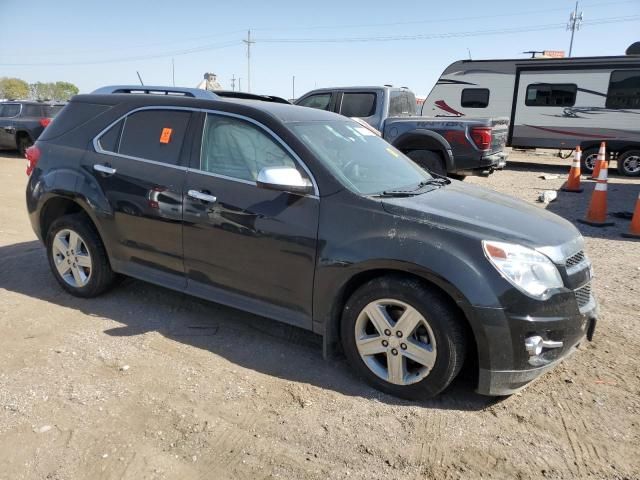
617,150 -> 640,177
341,276 -> 467,399
580,148 -> 600,175
46,214 -> 117,297
406,150 -> 447,177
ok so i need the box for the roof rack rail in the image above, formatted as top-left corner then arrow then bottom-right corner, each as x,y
91,85 -> 218,100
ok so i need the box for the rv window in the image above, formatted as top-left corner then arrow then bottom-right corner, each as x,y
606,70 -> 640,109
461,89 -> 490,108
525,84 -> 577,107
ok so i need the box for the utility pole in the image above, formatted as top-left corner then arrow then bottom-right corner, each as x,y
231,74 -> 236,91
242,30 -> 255,93
292,75 -> 295,100
567,1 -> 583,57
238,78 -> 242,92
172,58 -> 175,87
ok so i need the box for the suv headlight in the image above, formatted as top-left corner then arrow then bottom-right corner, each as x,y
482,240 -> 563,299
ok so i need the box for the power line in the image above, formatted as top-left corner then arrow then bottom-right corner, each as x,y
257,16 -> 638,44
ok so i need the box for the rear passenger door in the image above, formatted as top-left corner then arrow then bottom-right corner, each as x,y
0,103 -> 21,149
82,108 -> 193,288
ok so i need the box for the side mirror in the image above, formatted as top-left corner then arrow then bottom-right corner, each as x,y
256,166 -> 313,195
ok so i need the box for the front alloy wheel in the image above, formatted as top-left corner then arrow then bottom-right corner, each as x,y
355,299 -> 437,386
341,276 -> 467,399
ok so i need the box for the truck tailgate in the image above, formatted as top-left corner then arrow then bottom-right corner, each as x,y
491,117 -> 509,153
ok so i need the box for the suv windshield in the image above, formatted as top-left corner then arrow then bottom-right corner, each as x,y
290,120 -> 431,195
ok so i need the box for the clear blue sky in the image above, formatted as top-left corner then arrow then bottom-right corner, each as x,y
1,0 -> 638,98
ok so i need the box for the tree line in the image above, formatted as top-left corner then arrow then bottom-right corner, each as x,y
0,77 -> 79,102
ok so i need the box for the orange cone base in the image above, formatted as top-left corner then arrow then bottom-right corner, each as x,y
621,232 -> 640,239
561,186 -> 584,193
577,218 -> 615,227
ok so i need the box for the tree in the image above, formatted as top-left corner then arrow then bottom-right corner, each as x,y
29,81 -> 79,101
52,81 -> 79,101
0,77 -> 30,100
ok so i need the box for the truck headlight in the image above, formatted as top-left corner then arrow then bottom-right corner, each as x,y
482,240 -> 563,299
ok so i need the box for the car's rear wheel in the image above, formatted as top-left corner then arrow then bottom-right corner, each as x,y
17,135 -> 33,157
406,150 -> 447,177
341,276 -> 467,399
617,150 -> 640,177
46,214 -> 117,297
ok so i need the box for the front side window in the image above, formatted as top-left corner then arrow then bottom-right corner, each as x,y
461,88 -> 490,108
101,109 -> 191,165
525,84 -> 577,107
0,104 -> 21,118
297,93 -> 331,111
606,70 -> 640,109
340,93 -> 376,117
200,113 -> 298,182
290,120 -> 431,195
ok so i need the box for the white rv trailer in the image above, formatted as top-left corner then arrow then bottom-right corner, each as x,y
423,54 -> 640,176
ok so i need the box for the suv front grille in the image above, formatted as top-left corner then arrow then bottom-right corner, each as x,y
566,250 -> 585,268
574,283 -> 592,308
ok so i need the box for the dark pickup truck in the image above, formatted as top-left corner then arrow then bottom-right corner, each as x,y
295,86 -> 508,178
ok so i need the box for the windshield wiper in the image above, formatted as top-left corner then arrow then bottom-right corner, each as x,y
379,177 -> 450,197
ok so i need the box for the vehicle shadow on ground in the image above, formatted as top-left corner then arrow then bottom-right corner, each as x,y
0,240 -> 502,412
507,163 -> 639,242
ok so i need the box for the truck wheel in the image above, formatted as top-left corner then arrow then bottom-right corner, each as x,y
580,148 -> 600,174
17,135 -> 33,157
406,150 -> 447,177
46,213 -> 117,297
617,150 -> 640,177
341,275 -> 467,400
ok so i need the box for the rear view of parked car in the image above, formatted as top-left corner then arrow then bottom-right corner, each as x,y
26,86 -> 597,399
0,101 -> 64,156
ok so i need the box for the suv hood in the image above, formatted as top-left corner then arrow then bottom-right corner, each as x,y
380,181 -> 580,251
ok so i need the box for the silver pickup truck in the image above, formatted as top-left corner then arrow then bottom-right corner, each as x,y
295,86 -> 508,178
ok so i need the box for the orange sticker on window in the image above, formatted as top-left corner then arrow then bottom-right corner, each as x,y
160,128 -> 172,144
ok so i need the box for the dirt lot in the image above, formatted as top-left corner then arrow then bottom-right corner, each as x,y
1,151 -> 639,479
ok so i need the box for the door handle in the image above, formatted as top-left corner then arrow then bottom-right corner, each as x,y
188,189 -> 217,203
94,164 -> 117,175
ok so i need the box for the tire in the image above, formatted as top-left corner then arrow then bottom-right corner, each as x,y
406,150 -> 447,177
341,275 -> 467,400
17,135 -> 33,157
580,148 -> 600,175
46,213 -> 117,297
449,174 -> 466,181
616,150 -> 640,177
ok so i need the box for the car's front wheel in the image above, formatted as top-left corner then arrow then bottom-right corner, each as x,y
341,276 -> 467,399
46,214 -> 117,297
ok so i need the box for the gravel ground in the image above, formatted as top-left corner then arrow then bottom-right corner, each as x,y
0,151 -> 639,480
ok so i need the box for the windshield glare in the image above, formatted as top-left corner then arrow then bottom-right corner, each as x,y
290,120 -> 431,195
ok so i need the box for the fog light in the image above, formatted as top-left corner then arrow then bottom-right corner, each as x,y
525,335 -> 563,357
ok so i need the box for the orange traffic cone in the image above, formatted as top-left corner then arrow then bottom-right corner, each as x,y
591,142 -> 607,180
561,146 -> 584,193
622,192 -> 640,239
578,162 -> 615,227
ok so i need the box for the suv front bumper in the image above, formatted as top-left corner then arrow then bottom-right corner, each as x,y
472,300 -> 597,396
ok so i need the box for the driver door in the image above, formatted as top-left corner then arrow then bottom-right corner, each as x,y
183,112 -> 320,329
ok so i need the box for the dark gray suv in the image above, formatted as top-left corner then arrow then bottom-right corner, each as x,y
25,86 -> 597,399
0,101 -> 64,156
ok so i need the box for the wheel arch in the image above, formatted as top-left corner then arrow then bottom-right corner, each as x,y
391,130 -> 455,171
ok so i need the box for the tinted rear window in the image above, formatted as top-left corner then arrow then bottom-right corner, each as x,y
340,93 -> 376,117
44,105 -> 65,117
389,91 -> 416,117
21,105 -> 44,117
118,110 -> 191,166
0,104 -> 21,117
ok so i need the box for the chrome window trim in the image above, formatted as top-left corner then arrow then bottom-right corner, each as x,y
92,105 -> 319,197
